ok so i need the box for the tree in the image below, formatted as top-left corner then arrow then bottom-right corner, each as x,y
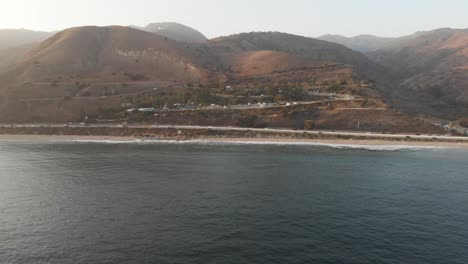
459,118 -> 468,127
304,120 -> 314,130
195,88 -> 214,104
273,95 -> 284,103
284,87 -> 305,101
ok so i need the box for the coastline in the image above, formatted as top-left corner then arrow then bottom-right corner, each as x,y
194,137 -> 468,148
1,124 -> 468,149
1,134 -> 468,149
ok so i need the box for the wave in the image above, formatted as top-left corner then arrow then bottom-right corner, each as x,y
182,140 -> 447,151
65,138 -> 450,151
68,139 -> 143,144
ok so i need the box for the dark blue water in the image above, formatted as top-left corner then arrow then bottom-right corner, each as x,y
1,141 -> 468,264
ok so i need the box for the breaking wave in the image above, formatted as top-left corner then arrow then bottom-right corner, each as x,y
66,138 -> 450,151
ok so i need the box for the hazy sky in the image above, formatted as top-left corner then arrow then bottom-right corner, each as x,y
1,0 -> 467,38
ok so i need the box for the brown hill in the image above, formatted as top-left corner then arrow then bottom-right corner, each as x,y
4,26 -> 220,86
0,28 -> 408,127
0,26 -> 226,119
222,50 -> 313,76
369,28 -> 468,117
209,32 -> 389,85
135,22 -> 208,43
210,32 -> 370,63
0,29 -> 54,74
0,44 -> 36,74
2,30 -> 386,90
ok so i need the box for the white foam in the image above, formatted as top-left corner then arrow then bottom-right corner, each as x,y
61,138 -> 451,151
68,139 -> 143,144
177,140 -> 447,151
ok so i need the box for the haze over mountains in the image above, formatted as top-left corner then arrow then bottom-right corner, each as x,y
0,29 -> 54,50
317,30 -> 434,53
318,34 -> 396,53
131,22 -> 208,43
0,22 -> 467,123
0,29 -> 55,73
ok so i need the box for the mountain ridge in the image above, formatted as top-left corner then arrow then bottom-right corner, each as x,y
1,24 -> 467,124
130,22 -> 208,43
368,28 -> 468,117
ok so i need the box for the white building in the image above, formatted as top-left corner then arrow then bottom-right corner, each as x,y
137,107 -> 156,112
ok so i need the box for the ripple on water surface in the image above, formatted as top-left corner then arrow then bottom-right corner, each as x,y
0,141 -> 467,264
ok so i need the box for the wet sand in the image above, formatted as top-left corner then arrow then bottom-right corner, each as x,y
1,134 -> 468,149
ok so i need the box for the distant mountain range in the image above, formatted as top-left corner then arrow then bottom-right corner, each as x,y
0,29 -> 55,73
0,29 -> 54,50
317,31 -> 434,53
0,23 -> 208,50
317,34 -> 396,53
0,23 -> 467,122
131,22 -> 208,43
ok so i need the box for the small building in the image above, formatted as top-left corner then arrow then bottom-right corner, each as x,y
121,103 -> 133,107
137,107 -> 156,112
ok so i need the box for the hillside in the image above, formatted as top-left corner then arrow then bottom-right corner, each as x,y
132,22 -> 208,43
0,29 -> 54,74
211,32 -> 368,62
2,26 -> 220,87
369,28 -> 468,117
209,32 -> 388,84
2,29 -> 386,92
0,27 -> 441,133
0,44 -> 36,74
0,25 -> 225,119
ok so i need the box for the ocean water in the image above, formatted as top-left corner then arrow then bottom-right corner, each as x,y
1,141 -> 468,264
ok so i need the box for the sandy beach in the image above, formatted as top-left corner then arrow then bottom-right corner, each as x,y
1,134 -> 468,149
196,137 -> 468,148
0,135 -> 137,142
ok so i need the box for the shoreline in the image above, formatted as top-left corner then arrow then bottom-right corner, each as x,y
1,124 -> 468,149
1,134 -> 468,149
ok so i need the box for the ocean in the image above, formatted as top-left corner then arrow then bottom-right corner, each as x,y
1,140 -> 468,264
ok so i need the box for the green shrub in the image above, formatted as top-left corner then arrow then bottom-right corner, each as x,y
459,118 -> 468,127
304,120 -> 314,130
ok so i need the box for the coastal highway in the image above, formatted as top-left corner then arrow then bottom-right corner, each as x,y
1,123 -> 468,142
